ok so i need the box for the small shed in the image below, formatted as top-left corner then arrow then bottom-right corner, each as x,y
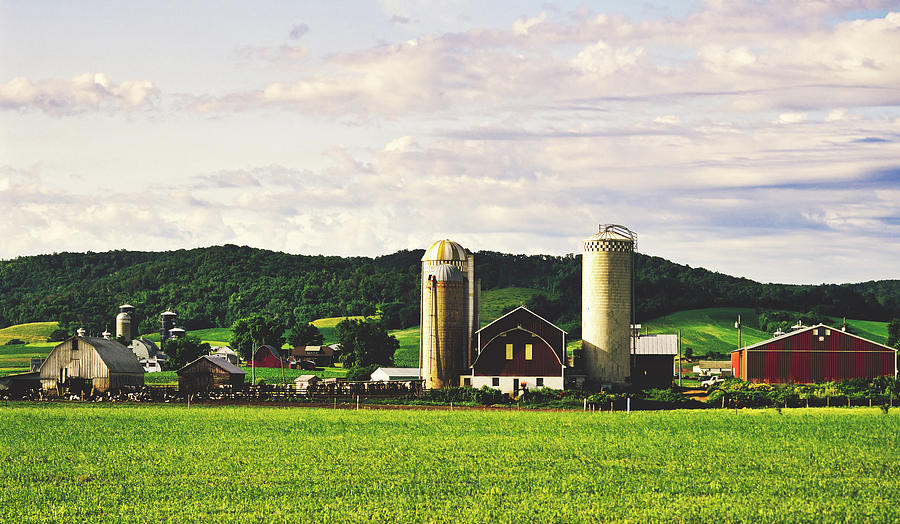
291,345 -> 336,367
293,374 -> 322,392
0,372 -> 41,397
631,334 -> 678,388
178,355 -> 246,393
370,367 -> 422,382
694,360 -> 734,377
251,345 -> 285,368
39,336 -> 144,394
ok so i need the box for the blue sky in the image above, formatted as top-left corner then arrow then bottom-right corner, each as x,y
1,1 -> 899,285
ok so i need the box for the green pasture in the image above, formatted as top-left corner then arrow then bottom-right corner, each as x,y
479,286 -> 548,324
142,366 -> 347,385
840,318 -> 890,345
1,405 -> 897,523
0,342 -> 55,377
389,326 -> 420,367
642,307 -> 771,356
0,321 -> 57,344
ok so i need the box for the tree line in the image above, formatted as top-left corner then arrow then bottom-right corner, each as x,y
1,245 -> 898,338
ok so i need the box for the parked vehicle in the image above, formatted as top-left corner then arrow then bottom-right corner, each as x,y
701,375 -> 725,387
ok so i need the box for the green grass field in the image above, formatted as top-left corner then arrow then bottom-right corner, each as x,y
0,321 -> 58,344
642,307 -> 772,357
142,366 -> 347,385
0,405 -> 897,522
479,286 -> 548,324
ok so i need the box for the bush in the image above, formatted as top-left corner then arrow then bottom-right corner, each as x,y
5,338 -> 26,345
47,328 -> 69,342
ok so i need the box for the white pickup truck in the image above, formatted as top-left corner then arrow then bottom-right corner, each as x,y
701,375 -> 725,387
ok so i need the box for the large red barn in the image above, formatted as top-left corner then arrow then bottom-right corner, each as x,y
467,306 -> 566,394
732,324 -> 897,384
251,345 -> 286,368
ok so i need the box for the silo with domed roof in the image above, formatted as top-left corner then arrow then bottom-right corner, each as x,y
419,239 -> 480,387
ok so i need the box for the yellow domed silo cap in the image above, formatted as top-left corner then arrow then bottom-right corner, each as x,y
421,239 -> 468,262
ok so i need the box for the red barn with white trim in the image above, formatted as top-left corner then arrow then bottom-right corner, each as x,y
732,324 -> 897,384
467,306 -> 566,394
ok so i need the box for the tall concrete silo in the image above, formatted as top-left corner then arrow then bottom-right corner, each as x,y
581,224 -> 636,385
422,264 -> 466,389
420,239 -> 480,386
115,304 -> 135,341
160,311 -> 177,343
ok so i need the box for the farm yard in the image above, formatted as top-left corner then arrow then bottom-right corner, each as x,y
1,404 -> 898,523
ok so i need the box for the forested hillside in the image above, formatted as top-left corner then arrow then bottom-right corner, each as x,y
0,245 -> 897,335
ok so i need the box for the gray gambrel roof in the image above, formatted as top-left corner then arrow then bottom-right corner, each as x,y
178,355 -> 246,375
81,337 -> 145,373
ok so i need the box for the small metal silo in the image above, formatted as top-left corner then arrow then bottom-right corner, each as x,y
581,224 -> 636,384
115,304 -> 135,341
160,311 -> 177,343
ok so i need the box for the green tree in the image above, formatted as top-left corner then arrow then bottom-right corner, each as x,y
888,318 -> 900,348
286,321 -> 324,347
47,327 -> 69,342
230,315 -> 285,360
336,318 -> 398,369
166,335 -> 211,369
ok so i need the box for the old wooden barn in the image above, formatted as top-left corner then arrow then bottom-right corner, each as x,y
178,355 -> 246,393
39,336 -> 144,394
732,324 -> 897,383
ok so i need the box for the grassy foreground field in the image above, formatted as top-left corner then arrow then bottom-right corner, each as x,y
1,405 -> 897,523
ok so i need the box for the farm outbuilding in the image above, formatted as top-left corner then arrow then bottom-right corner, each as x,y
469,306 -> 566,394
39,336 -> 144,394
291,345 -> 336,367
251,345 -> 285,368
370,367 -> 422,382
128,338 -> 168,373
732,324 -> 897,384
631,334 -> 678,388
178,355 -> 246,393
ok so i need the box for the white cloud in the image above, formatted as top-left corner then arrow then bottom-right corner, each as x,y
0,74 -> 158,116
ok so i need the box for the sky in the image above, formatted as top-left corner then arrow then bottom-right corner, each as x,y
1,0 -> 898,285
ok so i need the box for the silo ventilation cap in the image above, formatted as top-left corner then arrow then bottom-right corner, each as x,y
429,264 -> 465,282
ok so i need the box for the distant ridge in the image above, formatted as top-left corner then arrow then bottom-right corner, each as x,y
0,245 -> 897,335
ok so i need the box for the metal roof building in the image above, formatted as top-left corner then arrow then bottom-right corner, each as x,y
178,355 -> 246,393
731,324 -> 897,383
39,336 -> 144,394
631,334 -> 678,388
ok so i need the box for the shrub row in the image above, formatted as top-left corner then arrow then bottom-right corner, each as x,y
707,376 -> 900,408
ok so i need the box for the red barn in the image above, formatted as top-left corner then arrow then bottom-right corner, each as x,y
467,306 -> 566,394
732,324 -> 897,384
251,345 -> 285,368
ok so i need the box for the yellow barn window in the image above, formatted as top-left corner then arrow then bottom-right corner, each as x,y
525,344 -> 533,360
505,343 -> 513,360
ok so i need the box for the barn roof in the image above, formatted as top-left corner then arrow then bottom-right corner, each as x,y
254,345 -> 283,360
475,306 -> 566,335
633,334 -> 678,355
81,337 -> 145,373
178,355 -> 246,375
128,338 -> 161,360
732,323 -> 897,353
372,367 -> 421,380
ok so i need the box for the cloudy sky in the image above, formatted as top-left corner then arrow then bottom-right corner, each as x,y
1,1 -> 898,285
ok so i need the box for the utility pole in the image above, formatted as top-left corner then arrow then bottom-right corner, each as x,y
735,314 -> 742,349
